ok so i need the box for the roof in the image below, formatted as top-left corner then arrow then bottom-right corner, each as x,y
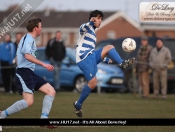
1,10 -> 174,31
0,11 -> 116,28
97,11 -> 142,32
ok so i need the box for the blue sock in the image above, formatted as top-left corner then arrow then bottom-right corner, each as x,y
0,99 -> 28,119
76,85 -> 92,109
41,95 -> 54,118
108,48 -> 124,64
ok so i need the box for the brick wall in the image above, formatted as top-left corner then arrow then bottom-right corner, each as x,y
145,30 -> 175,38
96,17 -> 142,42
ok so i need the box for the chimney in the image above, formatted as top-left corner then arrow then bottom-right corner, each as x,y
44,7 -> 50,17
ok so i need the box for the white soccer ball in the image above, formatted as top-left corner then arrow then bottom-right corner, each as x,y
122,38 -> 136,52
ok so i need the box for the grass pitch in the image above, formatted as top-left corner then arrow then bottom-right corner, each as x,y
1,92 -> 175,132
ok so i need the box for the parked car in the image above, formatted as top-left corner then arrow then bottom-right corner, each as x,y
34,47 -> 125,92
96,37 -> 175,93
0,47 -> 125,93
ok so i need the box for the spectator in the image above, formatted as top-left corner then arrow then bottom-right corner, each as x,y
135,36 -> 153,98
149,38 -> 172,99
14,32 -> 23,52
45,31 -> 66,91
0,34 -> 16,93
11,32 -> 23,93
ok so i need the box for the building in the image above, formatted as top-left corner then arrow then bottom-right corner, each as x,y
0,10 -> 174,47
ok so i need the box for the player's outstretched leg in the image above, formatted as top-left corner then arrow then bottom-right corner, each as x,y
73,101 -> 83,117
119,57 -> 135,69
101,45 -> 135,69
0,99 -> 28,119
39,83 -> 56,119
39,83 -> 57,129
40,95 -> 55,119
73,85 -> 92,117
40,94 -> 57,129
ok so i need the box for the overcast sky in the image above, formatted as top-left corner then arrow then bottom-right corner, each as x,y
0,0 -> 175,22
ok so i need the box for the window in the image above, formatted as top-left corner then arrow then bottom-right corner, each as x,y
107,31 -> 116,39
35,36 -> 41,46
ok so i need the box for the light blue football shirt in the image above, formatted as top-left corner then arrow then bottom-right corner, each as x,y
16,33 -> 37,71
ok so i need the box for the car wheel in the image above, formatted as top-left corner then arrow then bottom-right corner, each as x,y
168,81 -> 175,94
127,74 -> 139,93
118,87 -> 128,93
74,76 -> 87,92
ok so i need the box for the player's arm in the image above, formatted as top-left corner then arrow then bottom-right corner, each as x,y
25,54 -> 54,71
80,21 -> 94,33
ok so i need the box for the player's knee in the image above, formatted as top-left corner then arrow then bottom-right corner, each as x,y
93,83 -> 97,89
109,45 -> 114,50
89,80 -> 97,89
106,45 -> 114,50
89,84 -> 96,89
40,83 -> 56,96
25,99 -> 34,107
51,89 -> 56,96
47,88 -> 56,97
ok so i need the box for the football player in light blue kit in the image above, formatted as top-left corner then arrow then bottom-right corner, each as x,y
0,17 -> 56,128
73,10 -> 135,117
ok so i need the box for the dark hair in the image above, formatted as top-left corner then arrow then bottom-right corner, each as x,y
5,33 -> 11,37
55,30 -> 61,34
4,33 -> 11,39
89,10 -> 104,21
26,16 -> 42,32
155,38 -> 164,43
15,32 -> 22,36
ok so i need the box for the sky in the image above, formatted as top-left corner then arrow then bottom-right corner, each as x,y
0,0 -> 175,22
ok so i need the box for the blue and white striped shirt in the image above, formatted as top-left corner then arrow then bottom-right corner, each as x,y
76,21 -> 96,63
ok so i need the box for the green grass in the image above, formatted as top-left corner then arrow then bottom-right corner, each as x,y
1,92 -> 175,132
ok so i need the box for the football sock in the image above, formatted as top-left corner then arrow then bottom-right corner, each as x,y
108,48 -> 124,64
41,95 -> 54,118
0,99 -> 28,119
76,85 -> 92,109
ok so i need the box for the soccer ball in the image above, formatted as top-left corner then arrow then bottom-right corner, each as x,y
122,38 -> 136,52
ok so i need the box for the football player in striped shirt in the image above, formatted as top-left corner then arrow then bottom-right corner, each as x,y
73,10 -> 135,117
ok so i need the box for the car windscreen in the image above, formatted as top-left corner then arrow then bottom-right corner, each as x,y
95,37 -> 157,61
36,48 -> 76,62
112,37 -> 157,60
96,40 -> 113,50
36,49 -> 47,61
111,38 -> 142,59
66,48 -> 76,62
